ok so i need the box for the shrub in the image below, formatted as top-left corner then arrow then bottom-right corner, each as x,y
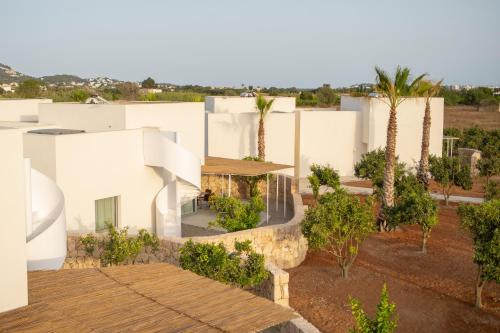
209,195 -> 265,232
458,200 -> 500,308
69,89 -> 89,102
308,164 -> 340,200
385,175 -> 438,253
354,149 -> 406,200
301,189 -> 375,278
429,155 -> 472,205
485,181 -> 500,201
349,283 -> 398,333
179,240 -> 268,288
80,233 -> 98,255
16,79 -> 42,98
80,223 -> 160,266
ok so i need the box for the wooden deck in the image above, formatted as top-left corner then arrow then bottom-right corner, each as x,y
0,264 -> 297,332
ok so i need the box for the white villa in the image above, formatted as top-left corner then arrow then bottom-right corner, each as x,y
0,95 -> 443,313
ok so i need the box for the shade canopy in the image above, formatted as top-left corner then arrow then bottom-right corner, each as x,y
202,156 -> 293,176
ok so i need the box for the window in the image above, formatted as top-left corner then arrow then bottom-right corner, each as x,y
95,196 -> 118,231
181,198 -> 197,216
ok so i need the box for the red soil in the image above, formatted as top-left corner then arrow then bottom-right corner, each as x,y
288,202 -> 500,333
343,179 -> 486,199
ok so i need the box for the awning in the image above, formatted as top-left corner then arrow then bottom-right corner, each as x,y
202,156 -> 293,176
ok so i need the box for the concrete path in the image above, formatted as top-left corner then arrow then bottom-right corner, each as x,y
299,179 -> 484,204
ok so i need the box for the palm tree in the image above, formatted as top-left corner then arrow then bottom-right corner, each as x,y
416,79 -> 442,189
374,66 -> 426,229
255,94 -> 274,160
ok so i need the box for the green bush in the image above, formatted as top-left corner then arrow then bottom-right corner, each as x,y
349,283 -> 398,333
80,223 -> 159,266
308,164 -> 340,200
485,181 -> 500,201
354,149 -> 407,200
209,195 -> 265,232
458,200 -> 500,308
385,175 -> 438,253
80,233 -> 98,255
179,239 -> 268,288
301,189 -> 375,278
16,79 -> 42,98
429,155 -> 472,205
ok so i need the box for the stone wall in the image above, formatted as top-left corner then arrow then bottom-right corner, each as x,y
201,173 -> 296,203
253,262 -> 290,307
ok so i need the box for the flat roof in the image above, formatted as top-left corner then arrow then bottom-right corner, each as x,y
0,263 -> 296,332
202,156 -> 294,176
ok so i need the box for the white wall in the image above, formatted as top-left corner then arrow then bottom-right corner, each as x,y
205,96 -> 296,113
0,129 -> 28,313
366,97 -> 444,168
296,110 -> 364,177
38,102 -> 205,163
207,112 -> 295,174
24,129 -> 164,233
0,99 -> 52,122
124,102 -> 205,163
39,103 -> 126,131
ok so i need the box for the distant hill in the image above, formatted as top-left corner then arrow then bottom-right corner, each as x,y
40,74 -> 86,84
0,62 -> 120,87
0,63 -> 32,83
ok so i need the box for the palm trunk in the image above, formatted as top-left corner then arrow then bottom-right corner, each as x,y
476,267 -> 485,308
418,99 -> 431,188
379,108 -> 397,229
258,117 -> 265,161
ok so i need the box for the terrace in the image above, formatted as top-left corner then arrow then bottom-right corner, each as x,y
0,263 -> 297,332
182,156 -> 294,237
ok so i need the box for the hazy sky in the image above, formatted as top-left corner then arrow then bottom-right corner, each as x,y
3,0 -> 500,87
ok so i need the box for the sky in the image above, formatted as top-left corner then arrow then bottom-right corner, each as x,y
3,0 -> 500,88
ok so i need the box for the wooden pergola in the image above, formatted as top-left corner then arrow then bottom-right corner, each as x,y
202,156 -> 294,222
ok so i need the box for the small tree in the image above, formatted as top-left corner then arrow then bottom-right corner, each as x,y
16,79 -> 42,98
141,77 -> 156,88
458,200 -> 500,308
429,155 -> 472,205
316,84 -> 338,106
307,164 -> 340,200
301,189 -> 375,278
354,148 -> 407,201
386,175 -> 438,253
209,195 -> 265,232
349,283 -> 398,333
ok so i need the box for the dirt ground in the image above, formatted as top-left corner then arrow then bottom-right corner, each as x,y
288,202 -> 500,333
342,179 -> 486,199
444,105 -> 500,130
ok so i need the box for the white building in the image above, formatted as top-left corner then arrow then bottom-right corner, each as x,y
207,95 -> 444,180
0,98 -> 52,122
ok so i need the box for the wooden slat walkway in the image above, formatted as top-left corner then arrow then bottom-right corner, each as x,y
0,263 -> 296,332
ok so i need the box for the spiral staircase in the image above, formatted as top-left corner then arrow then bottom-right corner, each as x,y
25,160 -> 67,271
143,130 -> 201,237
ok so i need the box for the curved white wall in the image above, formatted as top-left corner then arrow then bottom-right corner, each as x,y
26,164 -> 67,271
143,130 -> 201,237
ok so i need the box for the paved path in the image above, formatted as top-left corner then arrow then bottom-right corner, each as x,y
342,185 -> 484,204
300,180 -> 484,204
